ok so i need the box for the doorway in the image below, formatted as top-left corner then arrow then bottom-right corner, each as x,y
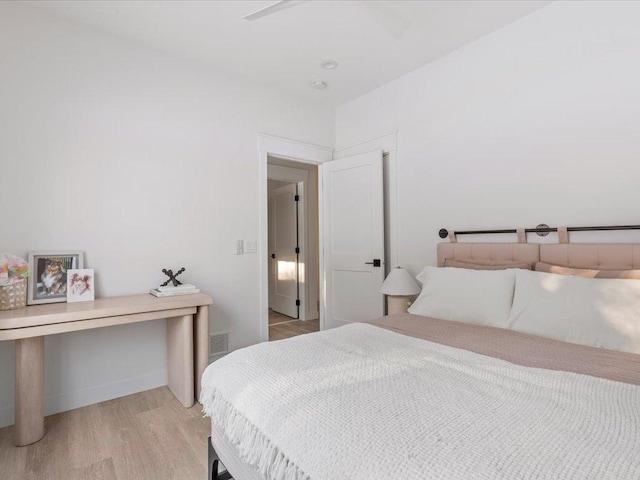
267,157 -> 320,341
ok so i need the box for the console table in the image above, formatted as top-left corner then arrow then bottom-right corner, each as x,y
0,292 -> 213,446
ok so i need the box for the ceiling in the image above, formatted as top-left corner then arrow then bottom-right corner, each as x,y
29,0 -> 553,107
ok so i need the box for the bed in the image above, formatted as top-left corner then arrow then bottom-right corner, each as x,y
201,241 -> 640,480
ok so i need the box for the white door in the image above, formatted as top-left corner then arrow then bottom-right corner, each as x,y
270,184 -> 299,318
323,151 -> 384,329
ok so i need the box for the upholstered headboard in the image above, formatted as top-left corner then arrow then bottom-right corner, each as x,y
437,243 -> 539,267
539,244 -> 640,270
437,243 -> 640,270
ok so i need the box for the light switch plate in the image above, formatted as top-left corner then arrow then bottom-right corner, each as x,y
245,240 -> 257,253
235,239 -> 244,255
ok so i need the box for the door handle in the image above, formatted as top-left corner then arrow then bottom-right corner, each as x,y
365,259 -> 381,267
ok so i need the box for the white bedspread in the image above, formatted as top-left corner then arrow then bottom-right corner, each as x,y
200,323 -> 640,480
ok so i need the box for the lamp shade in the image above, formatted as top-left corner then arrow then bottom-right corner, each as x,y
379,267 -> 421,296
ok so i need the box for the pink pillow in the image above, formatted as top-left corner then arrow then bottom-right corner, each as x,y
444,258 -> 532,271
534,262 -> 640,279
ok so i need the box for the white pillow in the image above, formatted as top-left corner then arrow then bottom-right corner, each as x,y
408,266 -> 516,327
507,269 -> 640,354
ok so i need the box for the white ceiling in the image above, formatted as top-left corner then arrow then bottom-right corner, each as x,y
29,0 -> 553,107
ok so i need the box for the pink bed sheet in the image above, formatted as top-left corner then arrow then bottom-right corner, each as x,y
370,313 -> 640,386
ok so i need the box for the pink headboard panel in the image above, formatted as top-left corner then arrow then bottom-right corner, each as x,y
438,242 -> 640,270
539,244 -> 640,270
437,243 -> 539,267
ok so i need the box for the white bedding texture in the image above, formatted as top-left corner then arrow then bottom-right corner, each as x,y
201,323 -> 640,480
408,266 -> 516,327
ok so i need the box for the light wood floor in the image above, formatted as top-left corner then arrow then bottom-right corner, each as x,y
0,387 -> 210,480
268,309 -> 319,341
268,309 -> 294,325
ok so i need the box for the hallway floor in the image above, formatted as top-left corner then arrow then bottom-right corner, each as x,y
269,309 -> 319,341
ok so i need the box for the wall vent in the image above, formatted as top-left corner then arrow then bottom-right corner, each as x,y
209,332 -> 229,356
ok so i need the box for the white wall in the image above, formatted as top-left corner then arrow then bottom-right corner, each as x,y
0,4 -> 334,427
335,0 -> 640,276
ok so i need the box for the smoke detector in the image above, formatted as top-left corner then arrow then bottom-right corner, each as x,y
311,80 -> 327,90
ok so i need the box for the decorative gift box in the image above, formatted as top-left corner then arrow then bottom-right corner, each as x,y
0,254 -> 29,311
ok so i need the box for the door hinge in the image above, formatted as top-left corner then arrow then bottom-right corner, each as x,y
294,194 -> 299,202
295,299 -> 301,306
295,246 -> 300,254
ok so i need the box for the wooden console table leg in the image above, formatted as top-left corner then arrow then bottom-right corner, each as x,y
194,305 -> 209,401
15,336 -> 45,446
167,314 -> 194,408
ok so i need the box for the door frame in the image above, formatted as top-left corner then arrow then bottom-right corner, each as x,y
258,134 -> 333,342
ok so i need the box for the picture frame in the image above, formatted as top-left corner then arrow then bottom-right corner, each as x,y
67,269 -> 95,303
27,251 -> 84,305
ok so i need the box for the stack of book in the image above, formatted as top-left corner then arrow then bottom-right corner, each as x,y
149,284 -> 200,298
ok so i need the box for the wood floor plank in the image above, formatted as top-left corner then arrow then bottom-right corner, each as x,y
0,425 -> 27,479
178,415 -> 211,474
0,387 -> 210,480
69,457 -> 117,480
66,403 -> 110,470
138,404 -> 206,480
269,319 -> 319,341
24,413 -> 71,480
268,309 -> 296,325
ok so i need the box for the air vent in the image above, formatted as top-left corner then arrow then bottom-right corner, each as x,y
209,332 -> 229,357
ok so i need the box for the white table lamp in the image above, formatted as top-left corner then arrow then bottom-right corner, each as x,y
380,267 -> 421,315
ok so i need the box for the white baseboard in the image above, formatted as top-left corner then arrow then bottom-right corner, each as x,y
0,369 -> 167,429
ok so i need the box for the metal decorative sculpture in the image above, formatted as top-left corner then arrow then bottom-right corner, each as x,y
161,267 -> 185,287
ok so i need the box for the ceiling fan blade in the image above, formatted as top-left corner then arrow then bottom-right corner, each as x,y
243,0 -> 305,21
358,1 -> 412,40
